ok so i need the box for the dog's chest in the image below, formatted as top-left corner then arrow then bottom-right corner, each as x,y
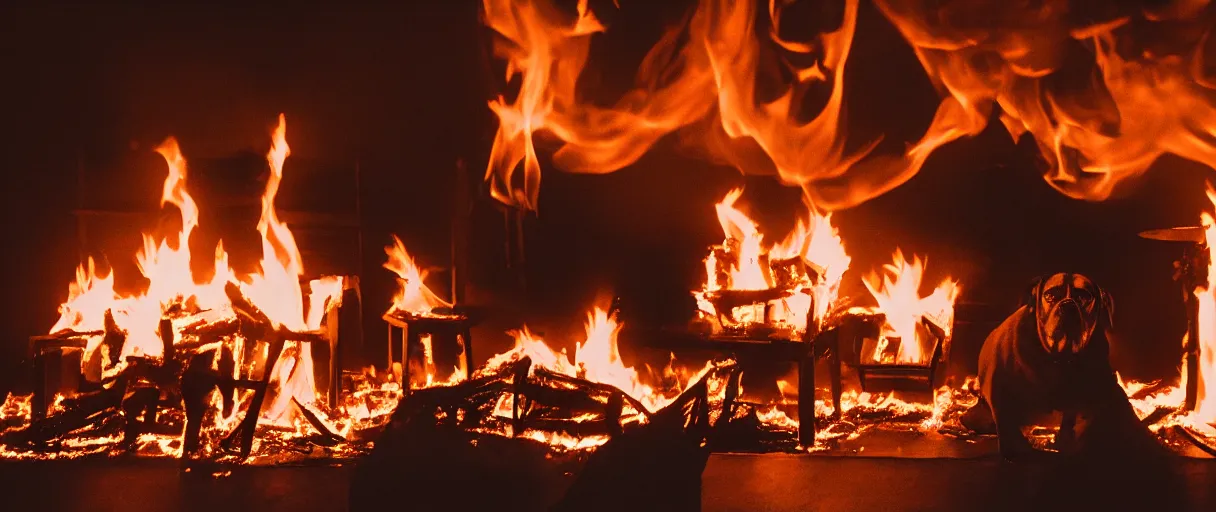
1010,348 -> 1102,411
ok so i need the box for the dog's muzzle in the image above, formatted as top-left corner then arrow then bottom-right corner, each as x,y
1043,299 -> 1087,355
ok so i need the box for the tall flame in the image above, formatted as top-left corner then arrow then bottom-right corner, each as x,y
695,188 -> 851,333
713,189 -> 769,291
241,114 -> 309,331
481,0 -> 608,210
383,235 -> 451,316
234,114 -> 343,424
1190,183 -> 1216,423
862,250 -> 960,364
41,113 -> 350,450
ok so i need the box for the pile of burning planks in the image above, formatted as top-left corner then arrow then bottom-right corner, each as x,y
4,282 -> 346,461
351,355 -> 741,510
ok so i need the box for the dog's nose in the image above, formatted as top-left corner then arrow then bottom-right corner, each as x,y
1052,299 -> 1085,352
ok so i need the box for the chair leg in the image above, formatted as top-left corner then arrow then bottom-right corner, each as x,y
403,327 -> 418,395
829,334 -> 842,420
461,328 -> 474,381
797,351 -> 816,448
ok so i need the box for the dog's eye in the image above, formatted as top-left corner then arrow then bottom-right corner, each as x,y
1073,289 -> 1094,303
1043,291 -> 1059,303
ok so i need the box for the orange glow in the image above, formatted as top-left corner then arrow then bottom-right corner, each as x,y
694,188 -> 851,336
484,306 -> 698,413
1188,185 -> 1216,423
713,189 -> 769,291
383,235 -> 452,316
237,114 -> 343,425
37,113 -> 347,453
870,1 -> 1216,205
862,250 -> 960,364
480,1 -> 1216,212
480,0 -> 874,211
49,257 -> 117,335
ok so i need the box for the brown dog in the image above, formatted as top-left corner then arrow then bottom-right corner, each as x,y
975,273 -> 1143,461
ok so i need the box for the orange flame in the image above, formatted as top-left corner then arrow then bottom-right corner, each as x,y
236,114 -> 343,425
481,0 -> 873,211
481,0 -> 608,210
482,1 -> 1216,211
869,0 -> 1216,204
713,189 -> 769,291
383,235 -> 451,316
695,188 -> 851,334
862,250 -> 960,364
1189,184 -> 1216,423
50,258 -> 117,334
45,113 -> 345,439
484,306 -> 693,412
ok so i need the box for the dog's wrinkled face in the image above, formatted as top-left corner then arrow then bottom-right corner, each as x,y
1027,273 -> 1113,357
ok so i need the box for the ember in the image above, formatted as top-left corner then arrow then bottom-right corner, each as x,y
692,188 -> 851,340
9,5 -> 1216,510
2,115 -> 355,463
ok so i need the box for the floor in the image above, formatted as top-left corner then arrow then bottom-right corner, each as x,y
3,447 -> 1213,512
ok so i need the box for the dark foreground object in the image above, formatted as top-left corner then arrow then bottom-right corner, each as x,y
0,453 -> 1213,512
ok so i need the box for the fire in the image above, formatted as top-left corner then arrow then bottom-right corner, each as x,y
712,189 -> 769,291
694,188 -> 850,336
484,306 -> 693,413
862,250 -> 960,364
49,257 -> 117,335
31,113 -> 347,457
480,0 -> 1216,212
480,0 -> 608,210
240,114 -> 342,333
383,235 -> 451,316
871,0 -> 1216,205
480,0 -> 875,211
1188,185 -> 1216,423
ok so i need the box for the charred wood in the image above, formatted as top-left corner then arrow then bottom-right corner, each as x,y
1173,424 -> 1216,457
180,351 -> 219,459
531,367 -> 651,417
1139,406 -> 1173,427
4,379 -> 128,446
290,397 -> 344,447
120,385 -> 161,447
227,337 -> 285,459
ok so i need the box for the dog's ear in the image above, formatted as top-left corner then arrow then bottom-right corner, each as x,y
1023,275 -> 1045,310
1099,286 -> 1114,329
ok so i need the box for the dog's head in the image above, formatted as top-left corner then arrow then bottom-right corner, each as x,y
1024,273 -> 1114,358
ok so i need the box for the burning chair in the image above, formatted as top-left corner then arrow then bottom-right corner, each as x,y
634,189 -> 962,448
7,115 -> 364,461
380,235 -> 477,392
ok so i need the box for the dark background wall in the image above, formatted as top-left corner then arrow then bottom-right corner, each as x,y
0,1 -> 1208,395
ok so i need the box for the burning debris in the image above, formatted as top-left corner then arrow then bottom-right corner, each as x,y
855,250 -> 960,367
692,188 -> 851,340
2,115 -> 355,463
8,0 -> 1216,484
1115,184 -> 1216,454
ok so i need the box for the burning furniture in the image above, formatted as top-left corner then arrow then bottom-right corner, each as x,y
853,251 -> 960,394
351,304 -> 740,511
3,115 -> 365,462
633,189 -> 964,448
1127,189 -> 1216,454
381,235 -> 476,391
